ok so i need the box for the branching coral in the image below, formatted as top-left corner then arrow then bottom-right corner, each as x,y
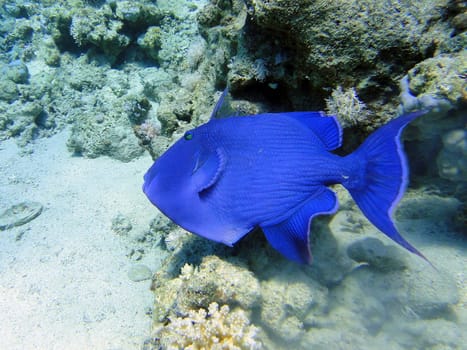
154,302 -> 262,350
325,86 -> 371,128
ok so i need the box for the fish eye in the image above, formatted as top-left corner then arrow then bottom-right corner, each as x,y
184,131 -> 193,141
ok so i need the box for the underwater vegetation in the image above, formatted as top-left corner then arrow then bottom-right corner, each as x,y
0,0 -> 466,349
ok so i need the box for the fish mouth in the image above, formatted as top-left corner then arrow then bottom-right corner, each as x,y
142,167 -> 157,196
142,180 -> 149,195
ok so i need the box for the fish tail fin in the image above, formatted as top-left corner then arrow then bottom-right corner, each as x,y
343,111 -> 428,261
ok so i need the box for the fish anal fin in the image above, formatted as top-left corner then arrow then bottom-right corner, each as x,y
262,187 -> 338,264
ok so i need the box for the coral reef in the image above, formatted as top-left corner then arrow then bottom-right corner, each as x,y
153,302 -> 262,350
195,0 -> 465,138
145,185 -> 464,349
152,256 -> 261,324
0,0 -> 218,160
69,6 -> 131,57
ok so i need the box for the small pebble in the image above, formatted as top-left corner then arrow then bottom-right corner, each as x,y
0,201 -> 43,230
111,214 -> 133,235
128,264 -> 152,282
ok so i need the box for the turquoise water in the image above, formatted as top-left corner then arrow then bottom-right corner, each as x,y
0,0 -> 465,349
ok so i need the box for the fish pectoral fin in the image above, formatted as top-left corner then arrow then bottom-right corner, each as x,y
261,187 -> 338,264
192,148 -> 227,193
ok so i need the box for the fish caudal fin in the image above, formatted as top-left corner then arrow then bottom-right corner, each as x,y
343,111 -> 428,260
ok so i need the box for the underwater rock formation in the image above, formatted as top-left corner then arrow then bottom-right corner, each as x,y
66,1 -> 166,60
144,181 -> 464,349
65,64 -> 146,162
259,268 -> 328,343
146,213 -> 463,349
211,0 -> 454,112
399,51 -> 466,116
398,49 -> 466,203
0,0 -> 218,160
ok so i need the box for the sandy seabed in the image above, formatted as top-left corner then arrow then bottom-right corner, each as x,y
0,130 -> 161,349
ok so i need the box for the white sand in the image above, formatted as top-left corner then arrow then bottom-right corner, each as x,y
0,130 -> 160,349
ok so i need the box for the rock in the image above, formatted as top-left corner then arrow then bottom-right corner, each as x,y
70,6 -> 130,58
128,264 -> 152,282
393,319 -> 463,350
0,202 -> 43,230
67,105 -> 144,162
397,193 -> 462,221
2,60 -> 29,84
182,256 -> 261,310
437,128 -> 467,182
329,268 -> 387,334
0,79 -> 19,102
347,237 -> 407,271
236,0 -> 451,108
398,51 -> 466,123
406,52 -> 467,107
260,267 -> 328,342
334,262 -> 459,323
137,26 -> 163,62
417,319 -> 463,349
405,264 -> 459,318
111,214 -> 133,235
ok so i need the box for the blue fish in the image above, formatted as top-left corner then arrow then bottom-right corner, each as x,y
143,91 -> 426,264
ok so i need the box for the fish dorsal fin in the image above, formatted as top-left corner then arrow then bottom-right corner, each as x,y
210,88 -> 229,120
261,187 -> 338,264
284,112 -> 343,150
192,148 -> 226,193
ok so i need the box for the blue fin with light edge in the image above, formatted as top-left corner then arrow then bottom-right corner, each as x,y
343,111 -> 429,262
192,148 -> 226,193
283,112 -> 343,150
261,187 -> 338,264
210,88 -> 229,120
